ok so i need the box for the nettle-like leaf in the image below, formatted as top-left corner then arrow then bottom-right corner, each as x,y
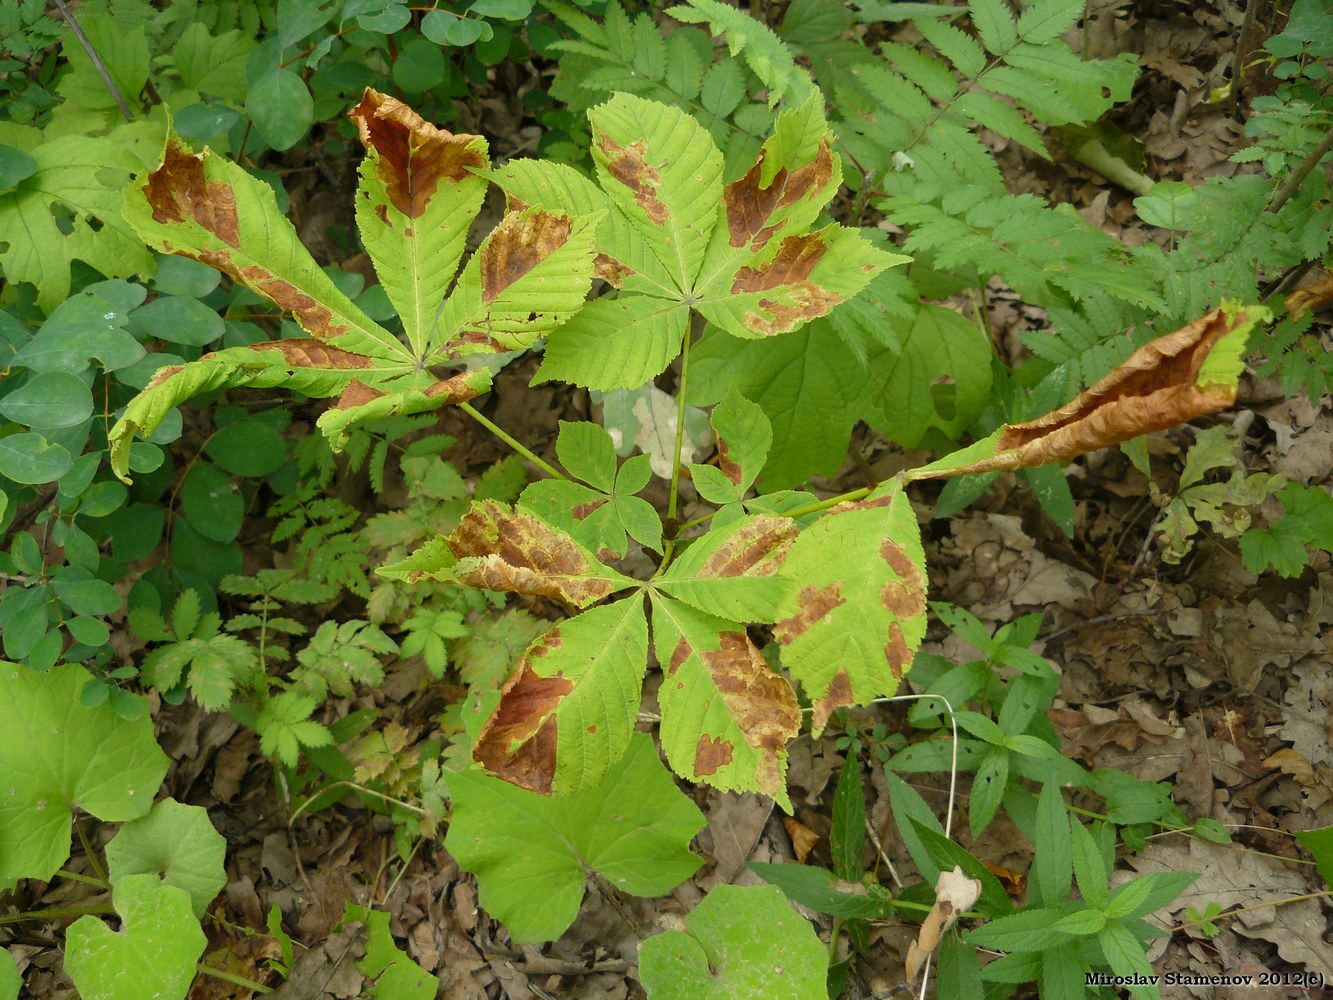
65,875 -> 207,1000
446,733 -> 705,943
774,486 -> 928,734
492,90 -> 905,390
108,89 -> 598,481
0,663 -> 168,882
908,304 -> 1271,480
344,904 -> 439,1000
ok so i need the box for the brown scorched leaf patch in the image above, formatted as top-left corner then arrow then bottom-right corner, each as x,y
595,134 -> 668,225
911,306 -> 1268,479
725,140 -> 837,250
347,89 -> 486,219
473,656 -> 572,795
480,211 -> 575,303
444,501 -> 630,608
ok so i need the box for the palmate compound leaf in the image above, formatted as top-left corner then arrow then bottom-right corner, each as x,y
104,798 -> 227,919
489,91 -> 902,391
906,303 -> 1272,482
446,733 -> 705,943
0,663 -> 168,882
109,89 -> 598,481
650,598 -> 800,810
773,486 -> 928,735
65,875 -> 207,1000
638,883 -> 828,1000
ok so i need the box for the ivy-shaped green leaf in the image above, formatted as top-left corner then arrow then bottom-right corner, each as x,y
0,663 -> 168,882
446,733 -> 705,943
65,875 -> 207,1000
638,884 -> 827,999
105,799 -> 226,919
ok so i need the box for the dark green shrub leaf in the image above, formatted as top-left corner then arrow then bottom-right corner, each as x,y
0,432 -> 73,484
246,68 -> 314,151
126,296 -> 225,347
0,371 -> 93,429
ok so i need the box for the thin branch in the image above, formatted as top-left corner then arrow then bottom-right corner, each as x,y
51,0 -> 134,122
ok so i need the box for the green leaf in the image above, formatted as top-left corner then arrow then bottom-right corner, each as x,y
969,0 -> 1018,53
555,420 -> 618,491
966,906 -> 1072,951
172,25 -> 255,102
246,68 -> 313,151
831,751 -> 866,881
52,577 -> 121,616
654,514 -> 796,623
105,799 -> 227,919
65,875 -> 207,1000
885,771 -> 946,884
0,947 -> 19,1000
0,663 -> 167,881
472,597 -> 648,795
774,486 -> 927,733
666,0 -> 807,106
640,884 -> 827,999
1097,922 -> 1159,999
344,904 -> 440,1000
589,93 -> 724,289
180,461 -> 243,544
1293,825 -> 1333,891
909,819 -> 1015,917
749,861 -> 895,919
204,416 -> 289,476
688,321 -> 865,489
0,133 -> 155,313
126,295 -> 225,348
0,371 -> 93,429
1031,781 -> 1072,904
693,386 -> 771,501
1071,819 -> 1109,908
0,144 -> 37,190
0,432 -> 73,484
446,733 -> 705,943
650,597 -> 799,806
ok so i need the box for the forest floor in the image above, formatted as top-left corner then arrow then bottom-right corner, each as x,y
9,0 -> 1333,998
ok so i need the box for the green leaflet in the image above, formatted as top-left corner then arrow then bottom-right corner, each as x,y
446,733 -> 705,943
473,596 -> 649,796
653,514 -> 796,623
344,904 -> 440,1000
109,91 -> 599,481
0,662 -> 168,882
666,0 -> 810,107
492,91 -> 903,390
773,486 -> 928,734
651,597 -> 799,808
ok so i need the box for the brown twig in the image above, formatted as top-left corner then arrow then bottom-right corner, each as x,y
51,0 -> 134,122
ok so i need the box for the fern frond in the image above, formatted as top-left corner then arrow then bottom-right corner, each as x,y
667,0 -> 809,106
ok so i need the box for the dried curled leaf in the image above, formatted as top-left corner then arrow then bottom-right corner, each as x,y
908,303 -> 1272,481
906,866 -> 982,982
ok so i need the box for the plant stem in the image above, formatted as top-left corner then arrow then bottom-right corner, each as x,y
197,963 -> 272,993
51,0 -> 134,122
1267,123 -> 1333,214
666,323 -> 696,525
458,401 -> 567,482
0,903 -> 114,925
53,868 -> 107,890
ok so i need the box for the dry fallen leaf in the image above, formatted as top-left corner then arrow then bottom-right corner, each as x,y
910,304 -> 1271,480
905,866 -> 981,982
782,816 -> 820,864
